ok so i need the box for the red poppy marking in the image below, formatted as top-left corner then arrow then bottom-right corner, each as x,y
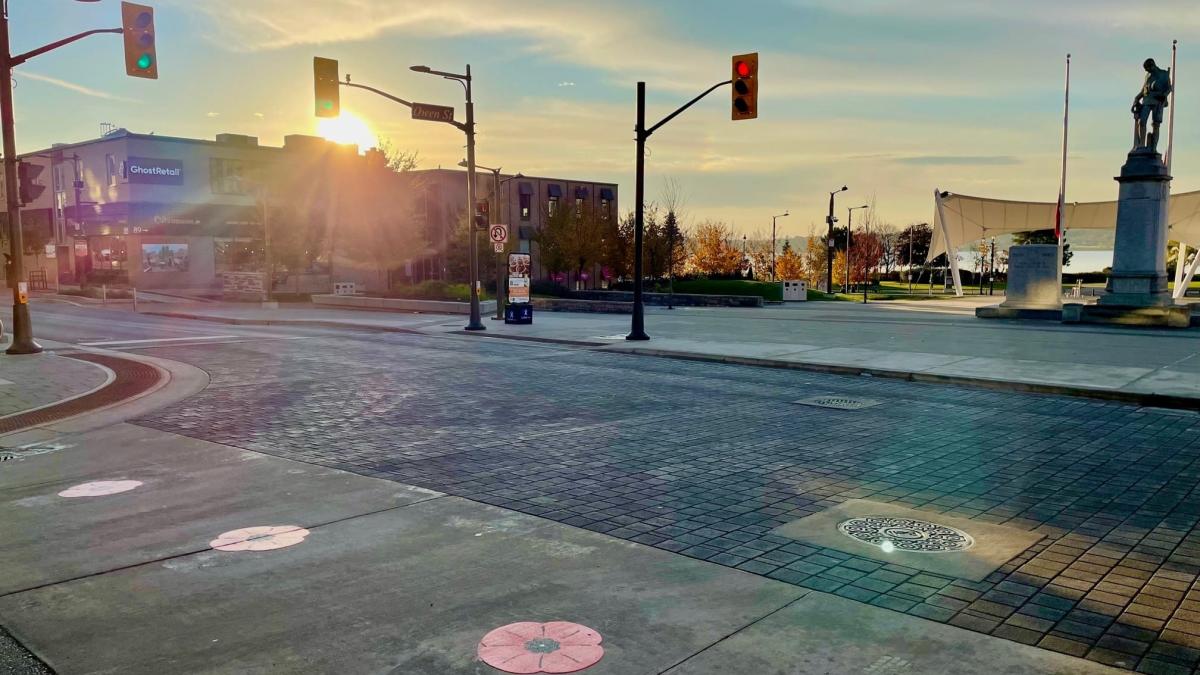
58,480 -> 143,498
478,621 -> 603,673
209,525 -> 310,552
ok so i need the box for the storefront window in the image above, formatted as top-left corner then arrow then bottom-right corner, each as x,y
214,237 -> 263,272
89,235 -> 128,271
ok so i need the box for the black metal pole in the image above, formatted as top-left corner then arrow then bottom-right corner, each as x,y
464,64 -> 484,331
1,9 -> 41,354
627,82 -> 649,340
989,237 -> 996,296
826,193 -> 834,293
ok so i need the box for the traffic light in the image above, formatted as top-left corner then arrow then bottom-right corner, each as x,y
17,162 -> 46,206
121,2 -> 158,79
475,200 -> 489,229
731,52 -> 758,121
314,57 -> 340,118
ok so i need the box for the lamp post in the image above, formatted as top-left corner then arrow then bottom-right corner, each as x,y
411,63 -> 484,330
461,160 -> 522,320
845,204 -> 868,292
826,186 -> 848,293
770,211 -> 789,281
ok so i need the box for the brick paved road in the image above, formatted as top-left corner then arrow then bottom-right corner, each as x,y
132,331 -> 1200,674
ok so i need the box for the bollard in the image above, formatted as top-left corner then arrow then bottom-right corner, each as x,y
133,287 -> 138,312
102,284 -> 107,306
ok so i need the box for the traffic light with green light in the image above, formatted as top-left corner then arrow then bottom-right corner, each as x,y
17,162 -> 46,206
121,2 -> 158,79
314,57 -> 340,118
731,53 -> 758,121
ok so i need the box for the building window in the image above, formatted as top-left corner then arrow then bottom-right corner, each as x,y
519,194 -> 531,221
210,158 -> 252,194
106,154 -> 119,187
599,188 -> 614,221
547,184 -> 563,216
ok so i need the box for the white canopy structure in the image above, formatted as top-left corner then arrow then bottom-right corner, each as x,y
929,188 -> 1200,297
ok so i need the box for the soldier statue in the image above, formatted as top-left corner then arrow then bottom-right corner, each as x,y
1132,58 -> 1172,152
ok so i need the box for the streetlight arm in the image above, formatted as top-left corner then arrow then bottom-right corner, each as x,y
339,80 -> 413,109
10,27 -> 123,67
645,79 -> 731,137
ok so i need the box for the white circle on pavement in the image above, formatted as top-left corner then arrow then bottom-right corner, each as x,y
58,480 -> 143,498
210,526 -> 311,552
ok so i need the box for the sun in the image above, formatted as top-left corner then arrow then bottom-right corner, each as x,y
316,112 -> 378,150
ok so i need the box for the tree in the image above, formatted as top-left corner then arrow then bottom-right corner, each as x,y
894,223 -> 932,268
775,240 -> 804,280
849,229 -> 885,288
376,137 -> 419,173
876,224 -> 899,274
746,230 -> 773,280
1012,229 -> 1073,266
687,221 -> 742,276
832,250 -> 847,290
660,177 -> 688,279
803,228 -> 828,289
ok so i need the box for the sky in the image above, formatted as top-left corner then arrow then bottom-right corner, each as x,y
8,0 -> 1200,268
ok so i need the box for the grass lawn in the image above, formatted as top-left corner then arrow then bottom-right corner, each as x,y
671,279 -> 783,301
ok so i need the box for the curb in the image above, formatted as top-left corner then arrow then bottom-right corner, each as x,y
140,311 -> 426,335
454,331 -> 1200,411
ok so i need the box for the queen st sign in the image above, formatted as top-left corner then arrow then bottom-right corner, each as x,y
411,102 -> 455,123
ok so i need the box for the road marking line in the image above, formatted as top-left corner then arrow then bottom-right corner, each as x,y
78,335 -> 240,346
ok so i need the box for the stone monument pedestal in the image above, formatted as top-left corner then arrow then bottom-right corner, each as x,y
976,245 -> 1062,320
1063,149 -> 1191,328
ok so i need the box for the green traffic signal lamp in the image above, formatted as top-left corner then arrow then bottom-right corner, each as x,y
137,53 -> 153,70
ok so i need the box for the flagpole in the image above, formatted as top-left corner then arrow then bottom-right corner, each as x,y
1057,53 -> 1070,291
1167,39 -> 1178,172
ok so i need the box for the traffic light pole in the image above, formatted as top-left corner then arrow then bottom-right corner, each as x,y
0,10 -> 38,353
0,8 -> 122,354
629,78 -> 730,341
339,65 -> 485,330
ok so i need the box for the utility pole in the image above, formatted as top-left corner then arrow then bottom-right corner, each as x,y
461,65 -> 484,330
989,236 -> 996,296
907,224 -> 914,294
630,81 -> 649,340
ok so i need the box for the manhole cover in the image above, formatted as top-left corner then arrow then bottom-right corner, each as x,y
838,516 -> 974,552
794,396 -> 880,410
478,621 -> 603,673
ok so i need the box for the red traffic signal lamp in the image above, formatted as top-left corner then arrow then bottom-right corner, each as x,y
313,57 -> 341,118
731,52 -> 758,120
121,2 -> 158,79
17,162 -> 46,206
475,200 -> 489,229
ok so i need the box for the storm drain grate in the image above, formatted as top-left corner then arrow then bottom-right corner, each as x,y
793,395 -> 880,410
0,454 -> 14,462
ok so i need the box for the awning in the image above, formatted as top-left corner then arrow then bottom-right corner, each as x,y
518,182 -> 533,196
929,188 -> 1200,262
547,184 -> 562,198
575,187 -> 589,199
599,188 -> 614,201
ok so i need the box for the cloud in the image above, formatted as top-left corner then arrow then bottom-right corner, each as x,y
254,112 -> 265,118
18,71 -> 134,102
893,155 -> 1022,166
206,111 -> 221,117
557,82 -> 576,88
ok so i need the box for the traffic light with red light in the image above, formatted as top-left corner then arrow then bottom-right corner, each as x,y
17,162 -> 46,206
121,2 -> 158,79
731,52 -> 758,121
314,57 -> 341,118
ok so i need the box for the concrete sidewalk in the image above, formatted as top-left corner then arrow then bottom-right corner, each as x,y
0,417 -> 1118,674
142,300 -> 1200,406
0,352 -> 111,418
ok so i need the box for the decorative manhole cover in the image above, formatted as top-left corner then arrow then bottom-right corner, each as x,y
794,396 -> 881,410
210,526 -> 311,552
58,480 -> 143,498
838,516 -> 974,552
478,621 -> 604,673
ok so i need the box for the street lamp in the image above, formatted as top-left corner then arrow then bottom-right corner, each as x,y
825,185 -> 848,294
742,234 -> 748,276
845,204 -> 868,292
412,63 -> 485,331
460,159 -> 522,319
770,211 -> 789,281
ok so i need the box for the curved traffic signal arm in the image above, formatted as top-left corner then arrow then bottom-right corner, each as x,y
122,2 -> 157,79
732,52 -> 758,121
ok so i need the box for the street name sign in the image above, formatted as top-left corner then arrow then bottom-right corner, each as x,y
411,102 -> 455,123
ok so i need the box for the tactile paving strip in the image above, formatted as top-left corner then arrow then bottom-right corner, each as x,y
0,353 -> 161,434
